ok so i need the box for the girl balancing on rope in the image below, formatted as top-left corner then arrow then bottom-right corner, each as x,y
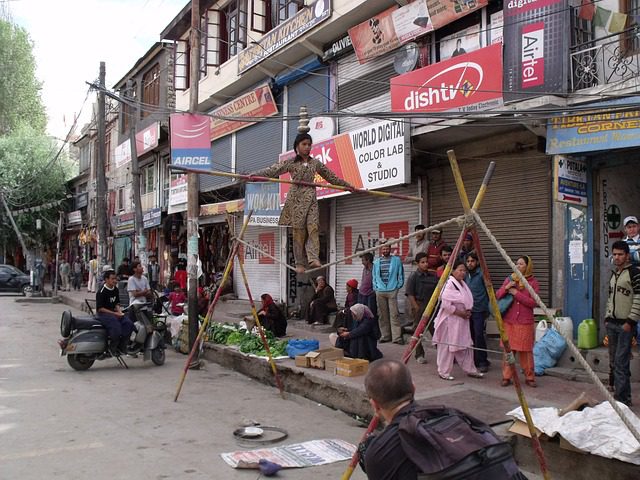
254,133 -> 355,273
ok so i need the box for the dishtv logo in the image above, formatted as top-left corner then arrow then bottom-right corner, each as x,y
521,22 -> 544,88
402,62 -> 484,111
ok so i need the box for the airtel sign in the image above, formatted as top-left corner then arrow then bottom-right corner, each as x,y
390,43 -> 503,114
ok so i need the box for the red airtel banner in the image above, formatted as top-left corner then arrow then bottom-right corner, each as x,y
390,43 -> 503,114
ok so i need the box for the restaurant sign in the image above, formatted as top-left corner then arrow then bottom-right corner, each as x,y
238,0 -> 331,73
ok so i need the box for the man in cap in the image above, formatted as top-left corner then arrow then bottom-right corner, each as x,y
459,233 -> 474,263
426,229 -> 446,273
623,216 -> 640,266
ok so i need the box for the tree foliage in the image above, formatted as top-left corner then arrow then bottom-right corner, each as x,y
0,125 -> 72,250
0,18 -> 46,135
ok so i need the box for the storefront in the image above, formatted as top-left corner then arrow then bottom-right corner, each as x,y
547,98 -> 640,334
112,212 -> 135,270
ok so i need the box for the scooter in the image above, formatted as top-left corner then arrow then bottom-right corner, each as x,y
58,303 -> 167,371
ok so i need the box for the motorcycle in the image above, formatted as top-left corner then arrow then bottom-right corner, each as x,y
58,303 -> 167,371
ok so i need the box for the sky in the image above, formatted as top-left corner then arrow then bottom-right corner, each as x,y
9,0 -> 188,140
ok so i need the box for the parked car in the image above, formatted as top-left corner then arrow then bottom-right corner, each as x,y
0,264 -> 31,295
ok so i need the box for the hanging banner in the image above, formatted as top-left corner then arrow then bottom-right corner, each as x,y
503,0 -> 569,101
349,1 -> 433,64
170,113 -> 212,170
238,0 -> 331,73
244,183 -> 282,227
168,175 -> 188,214
114,139 -> 131,169
390,43 -> 503,114
277,120 -> 409,203
210,85 -> 278,141
136,121 -> 160,157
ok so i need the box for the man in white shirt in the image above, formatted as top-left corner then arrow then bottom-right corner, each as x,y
127,260 -> 154,328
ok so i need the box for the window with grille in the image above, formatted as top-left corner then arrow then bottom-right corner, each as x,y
121,83 -> 137,133
141,164 -> 155,195
224,0 -> 247,57
623,0 -> 640,53
142,64 -> 160,118
273,0 -> 301,26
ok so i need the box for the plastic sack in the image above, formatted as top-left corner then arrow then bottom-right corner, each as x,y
533,327 -> 567,376
286,338 -> 319,358
535,320 -> 548,342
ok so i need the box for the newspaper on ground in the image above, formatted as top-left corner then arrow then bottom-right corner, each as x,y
221,438 -> 356,468
507,402 -> 640,465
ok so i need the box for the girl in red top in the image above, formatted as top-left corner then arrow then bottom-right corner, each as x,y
496,255 -> 539,387
174,263 -> 187,290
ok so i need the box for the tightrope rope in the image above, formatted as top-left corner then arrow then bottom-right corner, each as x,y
472,209 -> 640,445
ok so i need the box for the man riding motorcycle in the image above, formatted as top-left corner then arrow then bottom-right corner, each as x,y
96,270 -> 134,355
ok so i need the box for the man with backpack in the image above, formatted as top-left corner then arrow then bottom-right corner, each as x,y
361,359 -> 525,479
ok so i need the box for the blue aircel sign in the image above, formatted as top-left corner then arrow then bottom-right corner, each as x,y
547,97 -> 640,154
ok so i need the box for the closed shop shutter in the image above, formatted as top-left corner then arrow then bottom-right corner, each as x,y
428,152 -> 551,303
337,52 -> 394,110
287,69 -> 329,146
200,134 -> 232,192
334,183 -> 420,313
338,92 -> 391,133
236,92 -> 283,174
233,225 -> 282,301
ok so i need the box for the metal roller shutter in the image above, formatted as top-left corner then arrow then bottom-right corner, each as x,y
287,69 -> 329,145
427,152 -> 551,303
337,52 -> 395,110
237,92 -> 283,174
339,92 -> 391,133
233,225 -> 282,301
334,183 -> 420,313
200,134 -> 232,192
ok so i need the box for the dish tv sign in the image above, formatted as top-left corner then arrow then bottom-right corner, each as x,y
390,43 -> 503,113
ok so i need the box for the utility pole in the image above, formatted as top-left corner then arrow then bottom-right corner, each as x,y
54,211 -> 63,296
128,80 -> 147,272
0,193 -> 30,270
187,0 -> 201,352
96,62 -> 108,270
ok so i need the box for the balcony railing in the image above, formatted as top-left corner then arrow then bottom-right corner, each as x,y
570,27 -> 640,91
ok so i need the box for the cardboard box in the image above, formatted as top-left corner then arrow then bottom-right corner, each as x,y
336,358 -> 369,377
559,436 -> 587,454
306,347 -> 344,369
295,355 -> 310,368
324,359 -> 338,375
508,419 -> 544,439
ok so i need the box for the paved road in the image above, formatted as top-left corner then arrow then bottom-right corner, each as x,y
0,295 -> 367,479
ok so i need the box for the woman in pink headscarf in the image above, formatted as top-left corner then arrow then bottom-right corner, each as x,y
432,259 -> 484,381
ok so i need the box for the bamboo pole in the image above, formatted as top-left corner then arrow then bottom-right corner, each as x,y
236,234 -> 286,399
447,150 -> 550,480
173,212 -> 252,402
170,165 -> 422,203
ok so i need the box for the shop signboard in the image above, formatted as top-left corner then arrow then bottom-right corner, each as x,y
143,207 -> 162,229
168,175 -> 187,214
390,43 -> 503,114
136,121 -> 160,157
554,156 -> 587,206
277,120 -> 409,203
67,210 -> 82,226
546,97 -> 640,154
210,85 -> 278,141
349,1 -> 433,64
114,139 -> 131,169
115,212 -> 135,235
238,0 -> 331,73
244,183 -> 281,227
503,0 -> 568,101
75,192 -> 88,209
170,113 -> 212,170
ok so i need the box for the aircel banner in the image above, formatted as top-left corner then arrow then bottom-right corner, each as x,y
170,113 -> 212,170
277,120 -> 409,203
390,43 -> 503,113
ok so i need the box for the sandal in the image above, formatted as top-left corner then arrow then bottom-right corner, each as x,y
467,372 -> 484,379
439,374 -> 455,381
525,380 -> 537,388
501,379 -> 512,387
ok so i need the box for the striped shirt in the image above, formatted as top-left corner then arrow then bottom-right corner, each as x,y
379,257 -> 391,284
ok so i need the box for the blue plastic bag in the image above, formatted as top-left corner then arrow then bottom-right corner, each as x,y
533,327 -> 567,376
286,338 -> 319,358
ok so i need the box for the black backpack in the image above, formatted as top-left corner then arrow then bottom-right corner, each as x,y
397,405 -> 526,480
